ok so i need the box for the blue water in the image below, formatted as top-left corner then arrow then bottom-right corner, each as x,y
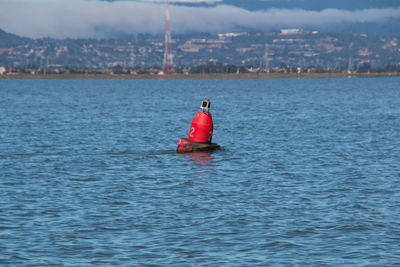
1,77 -> 400,266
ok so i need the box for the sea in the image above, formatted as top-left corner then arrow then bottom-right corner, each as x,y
0,77 -> 400,266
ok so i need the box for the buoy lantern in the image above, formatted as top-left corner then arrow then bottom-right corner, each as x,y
177,98 -> 220,153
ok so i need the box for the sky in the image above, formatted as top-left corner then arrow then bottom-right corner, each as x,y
1,0 -> 400,39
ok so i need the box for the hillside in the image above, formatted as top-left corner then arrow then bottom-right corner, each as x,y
0,29 -> 30,47
1,29 -> 399,68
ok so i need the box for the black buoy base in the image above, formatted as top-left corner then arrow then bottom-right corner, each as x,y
177,138 -> 220,153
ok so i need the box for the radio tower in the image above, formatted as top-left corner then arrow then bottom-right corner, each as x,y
263,44 -> 270,72
163,0 -> 174,74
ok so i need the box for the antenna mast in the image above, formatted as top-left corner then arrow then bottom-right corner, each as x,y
264,44 -> 270,72
163,0 -> 174,74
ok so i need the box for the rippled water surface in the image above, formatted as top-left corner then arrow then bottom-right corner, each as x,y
1,77 -> 400,266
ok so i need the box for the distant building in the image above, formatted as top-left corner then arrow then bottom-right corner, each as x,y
0,66 -> 6,75
218,32 -> 247,38
280,29 -> 301,35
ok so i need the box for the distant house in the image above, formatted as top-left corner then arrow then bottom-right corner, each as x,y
280,29 -> 301,35
0,66 -> 6,75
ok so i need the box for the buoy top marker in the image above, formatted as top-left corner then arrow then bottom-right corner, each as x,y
200,98 -> 211,113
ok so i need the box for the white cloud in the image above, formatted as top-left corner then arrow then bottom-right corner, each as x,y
0,0 -> 399,38
145,0 -> 222,3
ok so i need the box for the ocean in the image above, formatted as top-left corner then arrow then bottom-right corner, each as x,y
1,77 -> 400,266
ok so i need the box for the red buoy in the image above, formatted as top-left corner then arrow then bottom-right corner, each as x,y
188,112 -> 213,143
177,98 -> 220,153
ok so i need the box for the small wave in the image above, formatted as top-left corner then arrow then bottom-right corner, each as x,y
105,149 -> 135,155
70,177 -> 100,182
112,201 -> 130,205
137,176 -> 157,181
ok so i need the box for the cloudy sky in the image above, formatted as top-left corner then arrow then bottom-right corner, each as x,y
1,0 -> 399,39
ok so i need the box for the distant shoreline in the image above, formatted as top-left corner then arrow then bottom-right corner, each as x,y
1,72 -> 399,80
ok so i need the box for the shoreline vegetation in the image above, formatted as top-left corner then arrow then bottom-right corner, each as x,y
1,72 -> 399,80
